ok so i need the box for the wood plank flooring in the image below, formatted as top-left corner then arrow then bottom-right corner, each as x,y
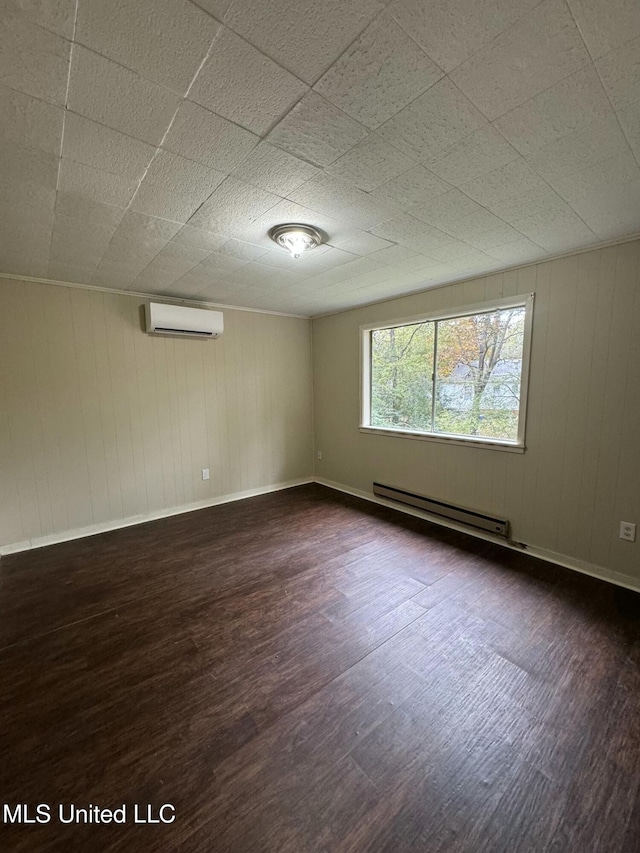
1,483 -> 639,852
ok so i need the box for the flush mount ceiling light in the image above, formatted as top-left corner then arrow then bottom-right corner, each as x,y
269,223 -> 324,259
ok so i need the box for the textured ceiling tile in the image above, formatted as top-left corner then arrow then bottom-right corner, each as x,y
63,112 -> 156,180
191,0 -> 233,20
326,134 -> 416,191
597,36 -> 640,161
526,113 -> 631,182
92,213 -> 182,287
0,143 -> 59,206
450,0 -> 591,120
486,182 -> 566,222
494,64 -> 612,159
50,192 -> 125,268
189,177 -> 281,234
101,211 -> 182,254
288,173 -> 396,230
369,244 -> 422,265
218,238 -> 271,262
460,158 -> 552,209
267,91 -> 369,167
369,212 -> 454,250
197,250 -> 246,274
0,6 -> 70,104
331,232 -> 393,255
548,150 -> 640,205
131,241 -> 214,291
314,13 -> 443,129
388,0 -> 540,73
170,225 -> 228,254
166,267 -> 225,299
408,188 -> 485,229
455,215 -> 526,249
510,202 -> 598,252
58,158 -> 139,208
189,27 -> 308,135
487,237 -> 546,264
224,0 -> 386,85
370,164 -> 451,210
566,0 -> 640,60
163,100 -> 259,174
377,78 -> 487,162
568,180 -> 640,240
68,46 -> 180,146
131,150 -> 226,223
0,84 -> 63,155
425,239 -> 498,266
48,260 -> 103,283
6,0 -> 77,38
425,125 -> 519,186
165,275 -> 223,299
231,142 -> 319,196
0,247 -> 49,278
76,0 -> 219,94
223,263 -> 274,286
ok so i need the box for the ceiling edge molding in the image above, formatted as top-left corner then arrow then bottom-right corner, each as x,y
0,273 -> 311,320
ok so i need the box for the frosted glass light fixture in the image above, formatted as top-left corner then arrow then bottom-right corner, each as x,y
269,223 -> 323,258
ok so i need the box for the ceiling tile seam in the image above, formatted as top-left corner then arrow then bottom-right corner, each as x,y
69,40 -> 194,100
486,110 -> 609,243
188,21 -> 311,100
590,65 -> 640,175
184,0 -> 224,27
305,2 -> 445,96
436,112 -> 595,248
265,92 -> 372,168
327,136 -> 423,190
46,0 -> 80,279
563,0 -> 640,171
218,1 -> 391,89
95,21 -> 233,289
389,0 -> 552,79
373,74 -> 491,154
258,86 -> 311,140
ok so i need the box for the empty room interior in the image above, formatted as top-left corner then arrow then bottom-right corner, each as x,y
2,0 -> 640,850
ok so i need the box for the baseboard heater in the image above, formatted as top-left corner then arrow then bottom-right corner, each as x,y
373,482 -> 510,537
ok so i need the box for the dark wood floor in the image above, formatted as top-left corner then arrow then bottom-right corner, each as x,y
1,484 -> 639,852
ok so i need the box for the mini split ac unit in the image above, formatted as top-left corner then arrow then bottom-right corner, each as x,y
145,302 -> 223,339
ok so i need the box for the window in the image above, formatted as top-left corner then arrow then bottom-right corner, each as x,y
361,295 -> 534,450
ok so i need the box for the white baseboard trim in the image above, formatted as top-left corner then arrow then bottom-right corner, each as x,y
314,477 -> 640,595
0,478 -> 314,556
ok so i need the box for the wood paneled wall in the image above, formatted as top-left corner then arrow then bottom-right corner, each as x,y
312,240 -> 640,588
0,279 -> 313,551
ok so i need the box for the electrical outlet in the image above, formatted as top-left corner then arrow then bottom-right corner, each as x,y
317,450 -> 322,460
619,521 -> 636,542
202,468 -> 210,481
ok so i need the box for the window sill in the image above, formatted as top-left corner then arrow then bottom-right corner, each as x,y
359,426 -> 526,453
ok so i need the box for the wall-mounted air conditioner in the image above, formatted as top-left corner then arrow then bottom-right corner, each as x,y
145,302 -> 223,339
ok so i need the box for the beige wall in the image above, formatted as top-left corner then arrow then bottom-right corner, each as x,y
313,239 -> 640,589
0,279 -> 313,552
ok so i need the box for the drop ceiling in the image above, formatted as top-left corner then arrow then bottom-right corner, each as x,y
1,0 -> 639,317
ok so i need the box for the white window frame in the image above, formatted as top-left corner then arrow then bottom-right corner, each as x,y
360,293 -> 535,453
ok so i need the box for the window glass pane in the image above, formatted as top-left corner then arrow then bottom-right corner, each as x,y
370,322 -> 434,431
434,307 -> 526,440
